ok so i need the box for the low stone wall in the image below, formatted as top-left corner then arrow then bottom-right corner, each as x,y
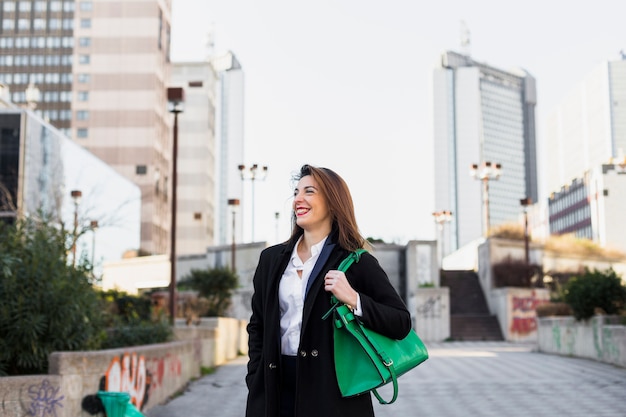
490,288 -> 550,343
0,318 -> 248,417
413,287 -> 450,342
537,316 -> 626,368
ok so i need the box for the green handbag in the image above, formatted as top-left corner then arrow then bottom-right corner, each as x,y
323,249 -> 429,404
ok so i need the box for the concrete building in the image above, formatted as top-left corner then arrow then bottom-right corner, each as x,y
169,61 -> 218,255
548,163 -> 626,252
544,55 -> 626,197
0,0 -> 174,255
212,51 -> 245,246
433,51 -> 538,254
0,92 -> 141,269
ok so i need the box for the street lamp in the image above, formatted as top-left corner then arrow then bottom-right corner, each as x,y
70,190 -> 82,267
167,86 -> 184,324
238,163 -> 268,242
275,211 -> 280,243
90,220 -> 98,277
227,198 -> 240,272
432,210 -> 453,270
520,197 -> 532,264
470,161 -> 502,237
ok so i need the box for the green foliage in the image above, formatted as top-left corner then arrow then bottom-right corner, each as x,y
563,268 -> 626,321
98,290 -> 172,348
179,267 -> 238,316
0,218 -> 106,376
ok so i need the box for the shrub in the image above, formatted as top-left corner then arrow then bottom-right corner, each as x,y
492,256 -> 542,288
563,268 -> 626,321
179,267 -> 238,316
0,218 -> 105,376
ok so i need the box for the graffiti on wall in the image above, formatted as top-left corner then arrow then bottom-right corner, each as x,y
510,291 -> 548,335
25,379 -> 65,417
87,351 -> 183,412
417,296 -> 444,318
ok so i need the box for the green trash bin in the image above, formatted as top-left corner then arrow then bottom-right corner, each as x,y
97,391 -> 145,417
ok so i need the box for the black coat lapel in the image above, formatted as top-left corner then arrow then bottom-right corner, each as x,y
304,240 -> 335,298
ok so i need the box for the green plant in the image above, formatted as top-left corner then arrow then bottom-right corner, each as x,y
101,317 -> 172,349
178,267 -> 238,316
563,268 -> 626,321
418,282 -> 435,288
0,218 -> 106,376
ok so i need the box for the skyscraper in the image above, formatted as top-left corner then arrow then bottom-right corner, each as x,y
170,61 -> 218,255
0,0 -> 174,255
544,55 -> 626,197
433,51 -> 538,253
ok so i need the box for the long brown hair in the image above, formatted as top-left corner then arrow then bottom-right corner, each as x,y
289,164 -> 369,251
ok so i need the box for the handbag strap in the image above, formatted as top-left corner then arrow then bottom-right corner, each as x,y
321,249 -> 367,320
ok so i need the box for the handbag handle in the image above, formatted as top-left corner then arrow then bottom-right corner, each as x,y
321,249 -> 368,321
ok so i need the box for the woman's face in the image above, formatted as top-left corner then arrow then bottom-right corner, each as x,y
293,175 -> 332,233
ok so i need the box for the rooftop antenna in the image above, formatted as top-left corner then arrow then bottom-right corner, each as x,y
460,20 -> 471,57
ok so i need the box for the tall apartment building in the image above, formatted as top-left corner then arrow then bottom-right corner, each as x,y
433,51 -> 538,254
0,0 -> 174,255
212,51 -> 244,246
544,55 -> 626,197
169,61 -> 217,255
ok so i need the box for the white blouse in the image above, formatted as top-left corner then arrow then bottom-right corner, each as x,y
279,236 -> 327,356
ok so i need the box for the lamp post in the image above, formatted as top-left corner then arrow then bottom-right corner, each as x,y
432,210 -> 453,270
470,161 -> 502,237
90,220 -> 98,273
227,198 -> 240,272
275,211 -> 280,243
70,190 -> 82,267
238,163 -> 268,242
520,197 -> 532,264
167,87 -> 184,325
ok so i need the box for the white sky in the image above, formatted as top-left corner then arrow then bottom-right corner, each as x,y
170,0 -> 625,245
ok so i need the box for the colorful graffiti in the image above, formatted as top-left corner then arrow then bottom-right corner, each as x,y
26,379 -> 64,417
510,291 -> 549,335
105,353 -> 149,410
99,352 -> 182,411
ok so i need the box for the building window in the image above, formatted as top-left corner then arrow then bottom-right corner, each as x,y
48,19 -> 62,30
33,19 -> 46,30
2,19 -> 15,31
79,1 -> 93,11
77,91 -> 89,101
17,19 -> 30,31
62,18 -> 73,30
136,165 -> 147,175
63,1 -> 74,12
194,212 -> 202,220
34,1 -> 46,12
76,110 -> 89,121
79,37 -> 91,47
76,128 -> 88,138
80,18 -> 91,28
3,2 -> 16,12
49,1 -> 62,11
77,73 -> 90,83
78,54 -> 90,64
18,1 -> 31,12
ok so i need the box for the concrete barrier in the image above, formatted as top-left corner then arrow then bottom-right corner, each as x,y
537,316 -> 626,368
0,318 -> 248,417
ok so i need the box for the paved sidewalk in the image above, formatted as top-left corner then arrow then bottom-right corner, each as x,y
145,342 -> 626,417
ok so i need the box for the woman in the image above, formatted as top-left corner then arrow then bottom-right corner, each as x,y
245,164 -> 411,417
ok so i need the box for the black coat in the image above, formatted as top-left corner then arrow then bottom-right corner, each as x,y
245,235 -> 412,417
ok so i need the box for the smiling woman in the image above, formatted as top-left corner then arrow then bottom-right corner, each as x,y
245,164 -> 412,417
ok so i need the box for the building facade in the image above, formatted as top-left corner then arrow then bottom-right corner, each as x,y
548,163 -> 626,252
169,61 -> 217,255
0,0 -> 174,255
544,55 -> 626,198
433,51 -> 538,254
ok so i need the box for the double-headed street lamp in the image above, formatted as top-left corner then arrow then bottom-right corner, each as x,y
432,210 -> 453,270
470,161 -> 502,237
167,87 -> 184,324
238,164 -> 268,242
520,197 -> 532,265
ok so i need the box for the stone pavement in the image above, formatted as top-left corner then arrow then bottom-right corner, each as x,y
144,342 -> 626,417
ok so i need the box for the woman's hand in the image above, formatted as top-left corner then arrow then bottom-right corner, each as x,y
324,270 -> 358,308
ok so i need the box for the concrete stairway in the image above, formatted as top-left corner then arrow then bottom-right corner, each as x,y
441,270 -> 504,341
